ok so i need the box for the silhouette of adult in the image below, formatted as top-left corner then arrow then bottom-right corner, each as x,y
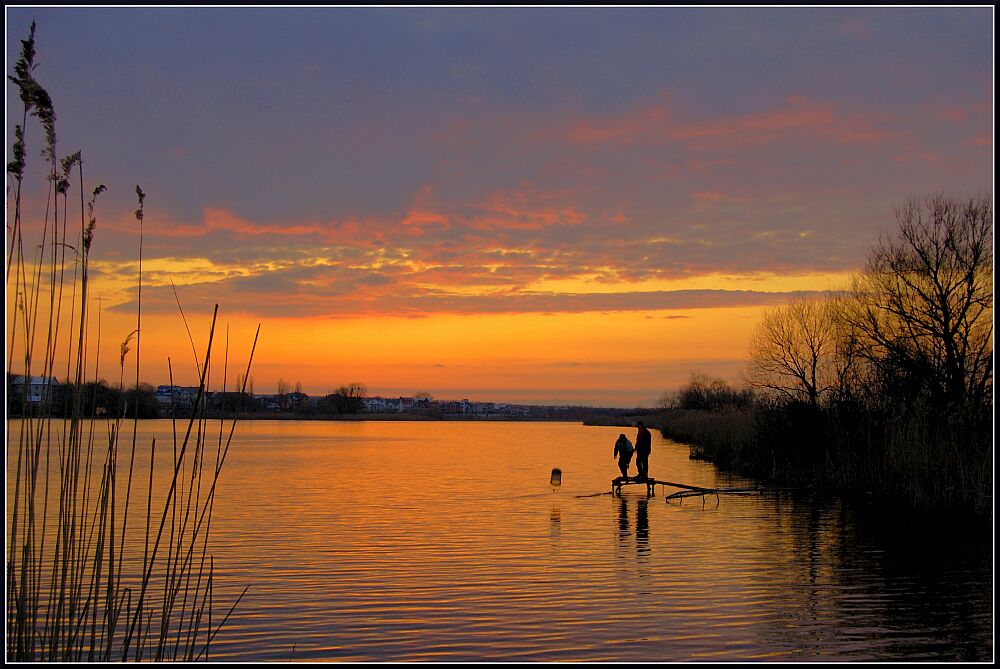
636,498 -> 649,549
613,433 -> 634,479
635,422 -> 652,481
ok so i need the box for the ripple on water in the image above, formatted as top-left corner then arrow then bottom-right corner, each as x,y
11,419 -> 991,662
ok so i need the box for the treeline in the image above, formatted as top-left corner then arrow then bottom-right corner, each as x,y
658,194 -> 992,513
275,388 -> 367,415
7,381 -> 265,419
7,381 -> 164,419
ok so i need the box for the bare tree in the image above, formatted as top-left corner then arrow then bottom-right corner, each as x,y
665,371 -> 753,410
324,382 -> 367,414
336,382 -> 367,399
656,389 -> 680,411
276,377 -> 290,410
747,294 -> 856,406
847,194 -> 993,406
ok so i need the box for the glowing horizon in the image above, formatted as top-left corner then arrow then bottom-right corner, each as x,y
5,8 -> 992,407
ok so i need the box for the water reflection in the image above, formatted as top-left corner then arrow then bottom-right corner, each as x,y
752,490 -> 992,661
549,503 -> 561,541
9,419 -> 989,661
614,497 -> 652,558
636,498 -> 649,554
617,496 -> 630,542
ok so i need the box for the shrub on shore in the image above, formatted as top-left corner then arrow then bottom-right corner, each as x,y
658,398 -> 991,513
657,195 -> 992,514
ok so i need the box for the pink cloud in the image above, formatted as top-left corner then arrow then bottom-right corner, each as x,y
674,96 -> 898,148
964,133 -> 992,148
835,16 -> 875,42
103,208 -> 205,238
563,106 -> 668,146
202,208 -> 325,237
101,205 -> 387,250
467,188 -> 586,231
555,95 -> 899,150
400,186 -> 452,235
936,104 -> 968,124
394,184 -> 590,235
97,182 -> 594,265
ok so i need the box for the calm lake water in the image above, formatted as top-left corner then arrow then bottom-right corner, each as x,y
7,419 -> 993,661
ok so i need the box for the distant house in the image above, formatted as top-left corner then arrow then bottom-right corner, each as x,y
208,391 -> 254,414
155,385 -> 200,412
9,375 -> 60,405
364,397 -> 388,413
254,394 -> 283,412
287,391 -> 310,408
362,396 -> 426,413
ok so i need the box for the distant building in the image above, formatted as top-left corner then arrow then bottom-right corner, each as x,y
364,397 -> 388,413
9,375 -> 59,405
155,385 -> 200,412
253,394 -> 283,412
361,396 -> 431,413
287,391 -> 310,408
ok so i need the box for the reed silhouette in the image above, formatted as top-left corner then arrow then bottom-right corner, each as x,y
6,23 -> 260,661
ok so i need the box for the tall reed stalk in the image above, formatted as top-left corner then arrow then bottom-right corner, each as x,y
6,23 -> 257,661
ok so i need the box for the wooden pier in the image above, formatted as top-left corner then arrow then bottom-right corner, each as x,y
611,476 -> 660,496
611,476 -> 759,500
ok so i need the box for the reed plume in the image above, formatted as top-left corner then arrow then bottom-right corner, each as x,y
6,23 -> 256,661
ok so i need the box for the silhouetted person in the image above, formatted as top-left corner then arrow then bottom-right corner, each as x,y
635,422 -> 651,481
613,433 -> 634,479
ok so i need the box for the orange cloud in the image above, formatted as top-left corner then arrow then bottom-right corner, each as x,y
101,206 -> 361,242
467,188 -> 587,231
202,208 -> 325,237
389,184 -> 591,236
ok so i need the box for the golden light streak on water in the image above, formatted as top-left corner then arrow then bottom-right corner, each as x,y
8,420 -> 992,661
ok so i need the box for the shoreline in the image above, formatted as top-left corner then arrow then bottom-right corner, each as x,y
6,412 -> 654,423
654,408 -> 992,516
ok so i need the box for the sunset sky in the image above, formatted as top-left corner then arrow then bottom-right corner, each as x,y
5,7 -> 993,406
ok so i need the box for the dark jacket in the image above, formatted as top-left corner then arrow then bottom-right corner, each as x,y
635,426 -> 651,456
614,435 -> 634,459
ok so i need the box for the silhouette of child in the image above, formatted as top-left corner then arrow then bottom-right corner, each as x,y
614,433 -> 634,479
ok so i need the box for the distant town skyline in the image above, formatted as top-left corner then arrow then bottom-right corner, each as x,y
5,7 -> 992,407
